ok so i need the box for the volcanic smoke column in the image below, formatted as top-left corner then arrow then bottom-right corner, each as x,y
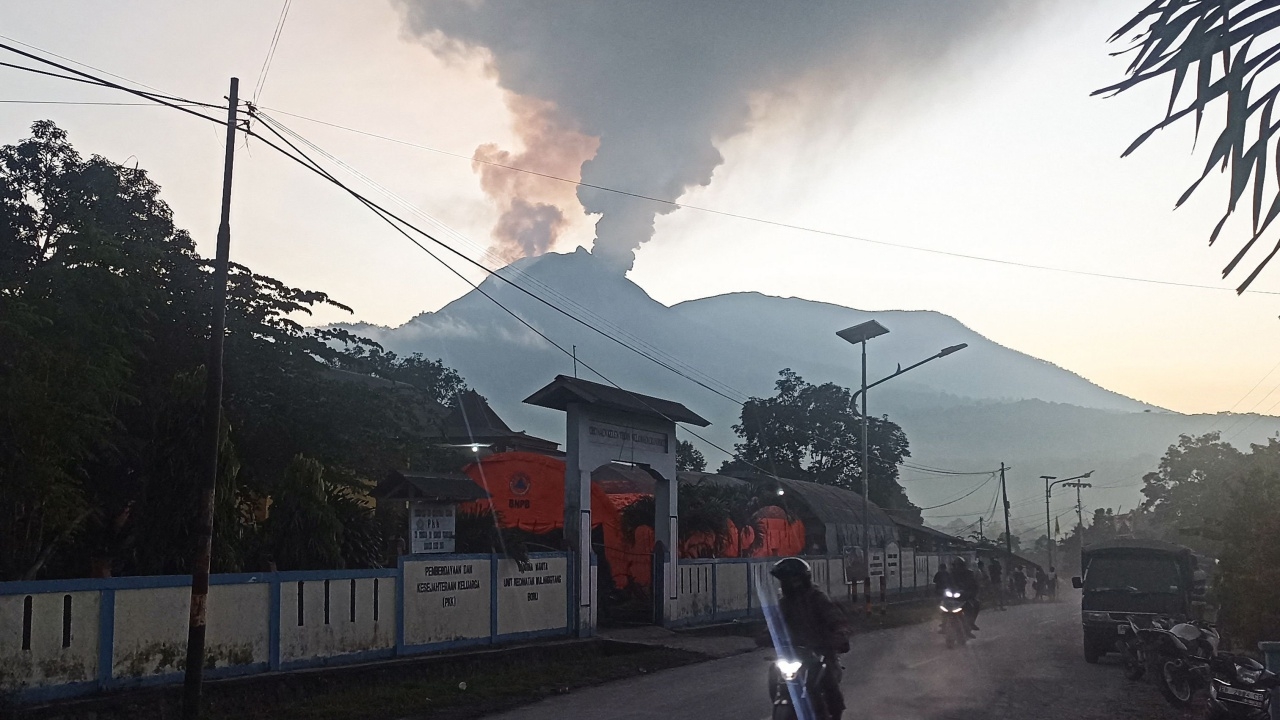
399,0 -> 1046,272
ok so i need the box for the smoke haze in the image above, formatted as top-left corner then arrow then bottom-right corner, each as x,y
398,0 -> 1046,272
472,94 -> 598,263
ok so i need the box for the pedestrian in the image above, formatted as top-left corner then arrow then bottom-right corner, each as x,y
988,558 -> 1005,610
1013,566 -> 1027,601
1048,566 -> 1058,601
1035,568 -> 1048,601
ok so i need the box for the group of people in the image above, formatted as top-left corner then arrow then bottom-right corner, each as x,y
994,561 -> 1059,604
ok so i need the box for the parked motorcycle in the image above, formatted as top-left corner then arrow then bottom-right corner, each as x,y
768,647 -> 832,720
939,588 -> 969,649
1206,653 -> 1278,720
1145,619 -> 1220,706
1119,614 -> 1174,681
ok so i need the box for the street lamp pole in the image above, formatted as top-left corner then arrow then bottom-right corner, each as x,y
1043,472 -> 1092,570
837,321 -> 967,577
1041,476 -> 1057,569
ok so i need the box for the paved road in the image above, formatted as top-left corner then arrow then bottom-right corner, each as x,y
485,600 -> 1176,720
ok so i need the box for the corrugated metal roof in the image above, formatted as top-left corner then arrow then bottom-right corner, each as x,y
374,471 -> 490,502
773,477 -> 896,529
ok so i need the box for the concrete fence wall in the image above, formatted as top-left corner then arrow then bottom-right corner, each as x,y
0,552 -> 572,704
673,553 -> 949,626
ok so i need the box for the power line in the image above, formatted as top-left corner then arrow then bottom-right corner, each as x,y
252,0 -> 291,103
257,105 -> 1280,296
915,473 -> 996,511
0,99 -> 213,107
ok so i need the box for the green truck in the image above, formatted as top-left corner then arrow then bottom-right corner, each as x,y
1071,538 -> 1208,663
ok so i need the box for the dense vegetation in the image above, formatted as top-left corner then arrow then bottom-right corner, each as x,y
0,122 -> 467,580
723,368 -> 919,519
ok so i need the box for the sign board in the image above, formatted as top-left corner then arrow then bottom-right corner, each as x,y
885,542 -> 900,581
868,549 -> 885,578
402,558 -> 490,645
410,502 -> 456,554
585,420 -> 669,454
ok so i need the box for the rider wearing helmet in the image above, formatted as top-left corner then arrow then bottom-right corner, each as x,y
772,557 -> 851,719
950,557 -> 981,636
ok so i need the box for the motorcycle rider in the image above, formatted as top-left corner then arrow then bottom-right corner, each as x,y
771,557 -> 851,720
950,557 -> 981,636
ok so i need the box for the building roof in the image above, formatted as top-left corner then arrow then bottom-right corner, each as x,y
373,471 -> 490,503
443,390 -> 559,452
523,375 -> 710,426
724,471 -> 896,528
892,517 -> 974,547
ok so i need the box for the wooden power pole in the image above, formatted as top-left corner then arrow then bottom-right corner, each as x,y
1000,462 -> 1012,557
183,77 -> 239,720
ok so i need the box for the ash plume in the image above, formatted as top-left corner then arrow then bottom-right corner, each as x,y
400,0 -> 1045,273
472,94 -> 598,263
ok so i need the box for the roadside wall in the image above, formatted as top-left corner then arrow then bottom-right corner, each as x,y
0,552 -> 571,704
672,552 -> 947,626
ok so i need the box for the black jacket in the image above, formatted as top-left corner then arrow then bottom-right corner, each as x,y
779,585 -> 850,654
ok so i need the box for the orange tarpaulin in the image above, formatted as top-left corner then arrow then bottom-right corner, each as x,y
461,452 -> 632,588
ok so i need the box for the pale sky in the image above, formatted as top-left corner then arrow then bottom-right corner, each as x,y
2,0 -> 1278,417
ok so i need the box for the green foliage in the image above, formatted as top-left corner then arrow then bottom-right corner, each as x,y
725,369 -> 916,514
1099,1 -> 1280,291
0,122 -> 469,579
1215,466 -> 1280,649
676,439 -> 706,472
1139,432 -> 1247,556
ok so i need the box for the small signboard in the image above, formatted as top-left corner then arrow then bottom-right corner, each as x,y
885,542 -> 900,581
410,502 -> 456,554
869,549 -> 886,578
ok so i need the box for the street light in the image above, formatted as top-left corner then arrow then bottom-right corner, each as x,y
1042,471 -> 1092,570
836,320 -> 968,576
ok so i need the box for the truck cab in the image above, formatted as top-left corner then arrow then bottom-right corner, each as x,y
1070,539 -> 1206,664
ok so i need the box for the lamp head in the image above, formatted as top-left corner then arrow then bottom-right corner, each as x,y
938,343 -> 968,357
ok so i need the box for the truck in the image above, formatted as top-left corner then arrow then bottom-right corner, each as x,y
1071,538 -> 1207,664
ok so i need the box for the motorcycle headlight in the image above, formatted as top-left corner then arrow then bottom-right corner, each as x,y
945,590 -> 960,598
1238,667 -> 1263,685
776,659 -> 803,680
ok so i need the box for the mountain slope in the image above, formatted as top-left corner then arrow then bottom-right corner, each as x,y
338,249 -> 1280,529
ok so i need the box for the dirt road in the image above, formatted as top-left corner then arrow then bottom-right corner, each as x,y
483,599 -> 1183,719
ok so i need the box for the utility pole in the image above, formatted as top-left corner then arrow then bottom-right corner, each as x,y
978,517 -> 984,542
1000,462 -> 1011,557
1064,480 -> 1093,541
183,77 -> 239,720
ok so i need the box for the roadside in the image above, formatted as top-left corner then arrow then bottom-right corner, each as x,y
5,596 -> 940,720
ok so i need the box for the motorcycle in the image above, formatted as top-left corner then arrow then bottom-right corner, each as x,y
1206,653 -> 1278,720
939,588 -> 969,649
768,647 -> 833,720
1145,619 -> 1220,707
1119,614 -> 1174,681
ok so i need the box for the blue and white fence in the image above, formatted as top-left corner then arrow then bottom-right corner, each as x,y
0,552 -> 571,704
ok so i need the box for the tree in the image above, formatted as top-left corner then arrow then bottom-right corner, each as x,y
1139,432 -> 1247,555
676,439 -> 707,472
1099,1 -> 1280,292
0,122 -> 470,579
996,531 -> 1022,554
724,369 -> 916,515
1215,464 -> 1280,648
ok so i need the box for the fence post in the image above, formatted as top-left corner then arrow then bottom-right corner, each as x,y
97,588 -> 116,690
268,575 -> 281,671
489,554 -> 499,642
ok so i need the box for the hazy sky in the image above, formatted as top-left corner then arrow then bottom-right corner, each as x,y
3,0 -> 1280,416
